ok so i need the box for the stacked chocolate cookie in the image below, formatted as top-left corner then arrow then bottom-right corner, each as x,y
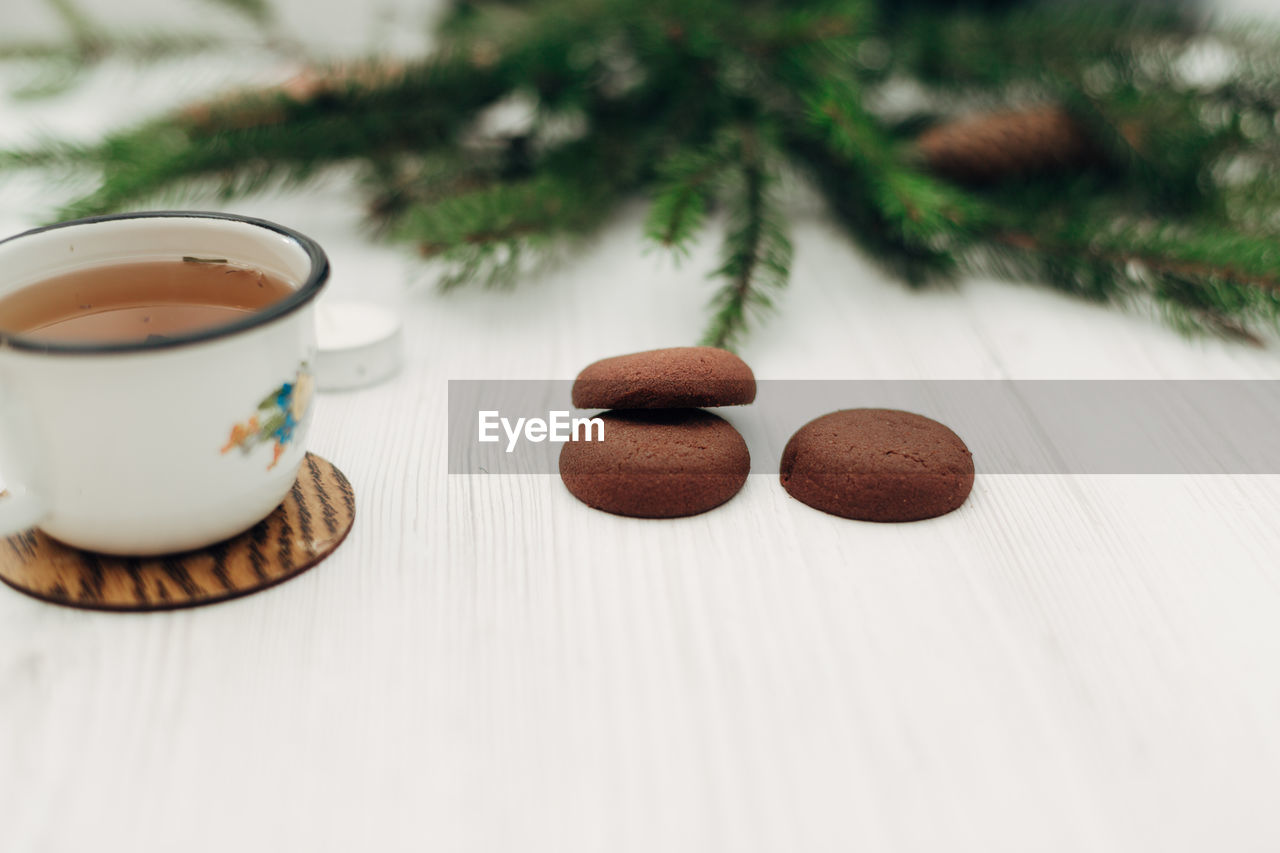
561,347 -> 755,518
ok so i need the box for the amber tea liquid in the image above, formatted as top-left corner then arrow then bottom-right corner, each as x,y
0,258 -> 296,344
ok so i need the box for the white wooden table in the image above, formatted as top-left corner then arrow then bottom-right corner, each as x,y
2,3 -> 1280,850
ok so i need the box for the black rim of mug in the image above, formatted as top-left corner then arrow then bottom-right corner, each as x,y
0,210 -> 330,356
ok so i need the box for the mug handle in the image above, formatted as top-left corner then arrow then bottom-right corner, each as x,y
0,387 -> 49,537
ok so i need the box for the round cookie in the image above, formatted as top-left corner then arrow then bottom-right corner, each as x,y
572,346 -> 756,410
780,409 -> 973,522
560,409 -> 750,518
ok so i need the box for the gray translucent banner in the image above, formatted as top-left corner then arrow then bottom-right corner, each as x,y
447,380 -> 1280,474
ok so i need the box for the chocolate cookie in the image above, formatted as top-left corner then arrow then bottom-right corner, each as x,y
572,346 -> 756,410
559,409 -> 750,518
780,409 -> 973,522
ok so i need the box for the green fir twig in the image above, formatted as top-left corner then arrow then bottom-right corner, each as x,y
701,125 -> 793,349
6,0 -> 1280,350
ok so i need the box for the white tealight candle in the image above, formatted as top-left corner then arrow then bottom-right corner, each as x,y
313,299 -> 404,391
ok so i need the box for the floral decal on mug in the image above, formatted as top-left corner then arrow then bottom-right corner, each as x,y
221,364 -> 315,469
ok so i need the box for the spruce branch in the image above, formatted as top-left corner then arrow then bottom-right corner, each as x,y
361,151 -> 502,229
887,4 -> 1193,89
395,107 -> 648,288
46,0 -> 104,59
1221,168 -> 1280,235
0,31 -> 222,65
8,0 -> 1280,348
197,0 -> 273,26
401,175 -> 600,263
0,0 -> 256,69
0,138 -> 100,172
399,167 -> 619,291
1057,85 -> 1241,213
790,80 -> 988,283
982,223 -> 1280,342
22,53 -> 514,219
643,134 -> 736,256
701,125 -> 793,350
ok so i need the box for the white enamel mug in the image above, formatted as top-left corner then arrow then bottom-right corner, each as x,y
0,211 -> 329,555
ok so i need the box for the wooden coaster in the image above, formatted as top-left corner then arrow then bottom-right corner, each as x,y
0,453 -> 354,612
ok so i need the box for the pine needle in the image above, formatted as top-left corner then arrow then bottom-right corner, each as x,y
197,0 -> 273,25
701,125 -> 793,350
644,134 -> 736,257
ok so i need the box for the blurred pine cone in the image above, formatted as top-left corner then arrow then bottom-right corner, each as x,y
915,105 -> 1099,183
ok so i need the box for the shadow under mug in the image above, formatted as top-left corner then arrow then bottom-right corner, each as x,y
0,211 -> 329,555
